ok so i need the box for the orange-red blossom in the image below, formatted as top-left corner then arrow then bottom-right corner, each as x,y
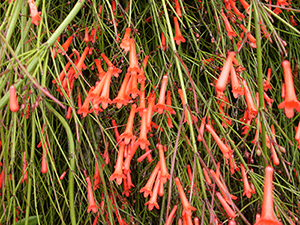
254,166 -> 283,225
278,60 -> 300,118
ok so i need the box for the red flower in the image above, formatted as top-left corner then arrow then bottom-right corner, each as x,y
240,164 -> 255,198
154,75 -> 168,114
109,143 -> 126,185
136,109 -> 150,150
278,60 -> 300,118
174,177 -> 196,218
220,9 -> 237,39
120,28 -> 131,52
21,151 -> 28,183
230,65 -> 244,98
137,80 -> 146,116
137,55 -> 149,82
119,104 -> 137,144
93,68 -> 113,109
157,143 -> 170,183
140,162 -> 161,198
242,79 -> 258,119
174,17 -> 186,45
112,73 -> 131,109
28,0 -> 41,26
254,166 -> 283,225
216,192 -> 236,218
94,59 -> 106,80
165,205 -> 178,225
215,51 -> 236,94
159,32 -> 166,51
146,93 -> 156,130
57,36 -> 73,55
9,85 -> 19,112
175,0 -> 182,17
206,124 -> 233,161
86,176 -> 99,213
145,171 -> 161,210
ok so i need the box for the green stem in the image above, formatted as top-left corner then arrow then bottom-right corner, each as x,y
10,113 -> 17,224
253,1 -> 268,161
45,102 -> 76,225
25,110 -> 37,225
46,0 -> 86,47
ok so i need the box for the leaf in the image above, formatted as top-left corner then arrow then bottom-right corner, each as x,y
15,216 -> 41,225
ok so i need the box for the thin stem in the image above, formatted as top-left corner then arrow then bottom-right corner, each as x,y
254,0 -> 268,162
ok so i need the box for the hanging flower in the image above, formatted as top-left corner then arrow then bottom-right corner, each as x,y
28,0 -> 41,26
174,17 -> 186,45
9,85 -> 19,112
86,176 -> 99,213
278,60 -> 300,118
109,143 -> 126,185
254,166 -> 283,225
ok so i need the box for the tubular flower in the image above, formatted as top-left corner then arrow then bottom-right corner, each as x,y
113,73 -> 131,109
210,169 -> 237,204
165,205 -> 178,225
240,164 -> 255,198
157,143 -> 170,183
174,177 -> 197,218
86,176 -> 99,213
154,75 -> 168,114
109,143 -> 126,185
174,17 -> 186,45
278,60 -> 300,118
239,24 -> 257,48
93,68 -> 113,109
206,124 -> 233,161
119,104 -> 137,144
270,125 -> 280,166
140,162 -> 161,198
128,39 -> 141,98
101,53 -> 122,77
57,35 -> 73,55
254,166 -> 283,225
242,79 -> 258,119
127,39 -> 140,75
123,140 -> 139,174
166,91 -> 176,115
41,144 -> 47,174
28,0 -> 41,26
220,9 -> 237,39
159,32 -> 167,51
216,192 -> 236,218
137,80 -> 146,116
263,68 -> 272,91
136,109 -> 150,150
138,55 -> 149,82
145,171 -> 161,210
228,0 -> 245,20
9,85 -> 19,112
230,65 -> 244,98
93,158 -> 101,190
203,167 -> 212,184
146,93 -> 156,130
175,0 -> 182,17
94,59 -> 106,80
21,151 -> 28,183
239,0 -> 250,14
120,27 -> 131,52
215,52 -> 236,94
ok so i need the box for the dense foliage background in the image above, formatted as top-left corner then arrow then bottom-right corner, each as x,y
0,0 -> 299,224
